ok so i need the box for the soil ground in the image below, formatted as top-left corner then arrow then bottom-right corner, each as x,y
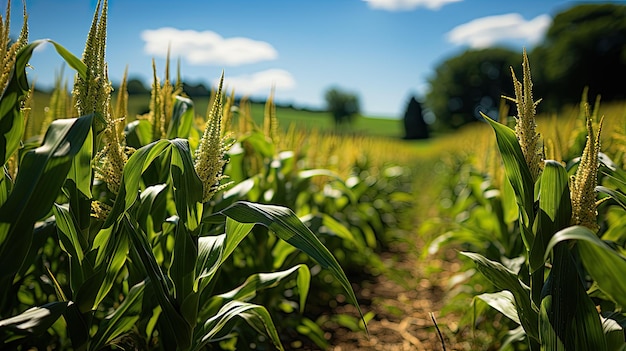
317,238 -> 492,351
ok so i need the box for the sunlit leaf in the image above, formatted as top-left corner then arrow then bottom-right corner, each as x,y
0,301 -> 70,340
0,115 -> 93,300
461,251 -> 538,341
0,41 -> 39,167
193,300 -> 284,351
483,114 -> 535,246
475,291 -> 520,325
167,96 -> 195,139
546,226 -> 626,308
212,201 -> 366,329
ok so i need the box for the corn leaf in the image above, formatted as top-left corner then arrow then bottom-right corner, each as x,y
124,215 -> 192,350
239,131 -> 275,158
90,281 -> 146,350
0,114 -> 93,303
213,201 -> 366,330
64,120 -> 94,239
540,244 -> 607,350
546,226 -> 626,308
475,291 -> 520,325
530,160 -> 571,281
597,186 -> 626,211
461,251 -> 538,341
104,139 -> 171,228
167,96 -> 195,139
483,114 -> 535,247
90,227 -> 129,311
213,264 -> 310,313
0,41 -> 41,167
53,204 -> 87,295
0,301 -> 70,340
137,183 -> 169,234
125,120 -> 153,149
301,213 -> 364,248
540,296 -> 566,351
193,300 -> 284,351
196,218 -> 255,294
43,39 -> 87,79
53,204 -> 86,263
196,234 -> 226,285
170,223 -> 198,327
170,138 -> 203,230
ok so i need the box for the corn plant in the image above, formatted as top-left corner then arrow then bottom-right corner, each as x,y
461,51 -> 626,349
0,2 -> 365,349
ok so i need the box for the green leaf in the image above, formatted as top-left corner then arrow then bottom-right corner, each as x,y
483,114 -> 535,247
193,301 -> 284,351
43,39 -> 87,79
530,160 -> 571,305
170,138 -> 203,231
461,251 -> 538,341
104,139 -> 171,228
170,223 -> 198,326
167,96 -> 195,139
301,213 -> 364,248
91,227 -> 129,311
213,201 -> 366,330
597,186 -> 626,211
53,204 -> 87,295
239,131 -> 275,158
0,41 -> 40,167
0,115 -> 93,302
214,264 -> 310,313
137,183 -> 169,234
196,234 -> 226,285
0,301 -> 70,339
124,215 -> 192,350
196,218 -> 256,293
540,244 -> 607,350
540,296 -> 566,351
296,317 -> 330,349
546,226 -> 626,308
125,119 -> 153,149
53,204 -> 86,263
475,291 -> 520,325
90,281 -> 146,350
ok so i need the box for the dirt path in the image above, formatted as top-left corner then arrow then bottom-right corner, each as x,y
320,240 -> 483,351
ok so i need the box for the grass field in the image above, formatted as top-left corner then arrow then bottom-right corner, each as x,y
30,90 -> 404,138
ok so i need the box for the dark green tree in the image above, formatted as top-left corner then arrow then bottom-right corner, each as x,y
126,78 -> 149,95
182,81 -> 210,97
402,96 -> 429,139
426,48 -> 519,130
324,87 -> 360,126
531,3 -> 626,108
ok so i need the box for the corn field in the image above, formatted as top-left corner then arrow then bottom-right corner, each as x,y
424,52 -> 626,349
0,1 -> 404,349
2,1 -> 626,350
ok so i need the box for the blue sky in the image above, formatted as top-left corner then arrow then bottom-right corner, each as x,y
12,0 -> 587,117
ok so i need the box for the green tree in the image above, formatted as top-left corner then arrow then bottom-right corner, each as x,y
324,87 -> 360,126
426,48 -> 519,130
531,3 -> 626,108
402,96 -> 429,139
126,77 -> 149,95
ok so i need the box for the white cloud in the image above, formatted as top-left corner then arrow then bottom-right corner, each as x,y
447,13 -> 551,49
218,69 -> 296,96
141,27 -> 278,66
363,0 -> 462,11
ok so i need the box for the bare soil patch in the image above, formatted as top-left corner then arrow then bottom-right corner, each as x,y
317,240 -> 488,351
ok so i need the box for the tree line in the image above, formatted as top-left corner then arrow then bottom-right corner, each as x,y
426,3 -> 626,131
